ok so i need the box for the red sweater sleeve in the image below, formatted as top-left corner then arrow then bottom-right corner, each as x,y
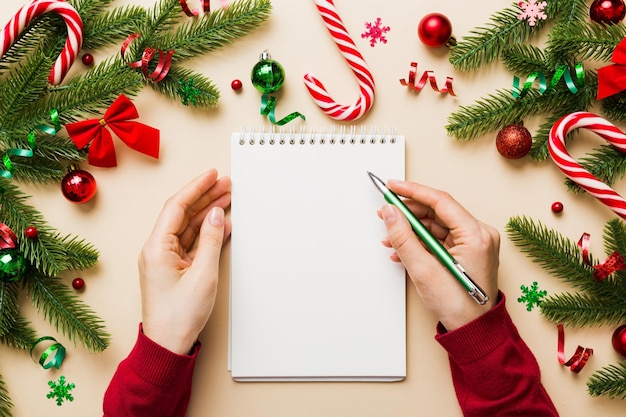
103,324 -> 200,417
435,292 -> 559,417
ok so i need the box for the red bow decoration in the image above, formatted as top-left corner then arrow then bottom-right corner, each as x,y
597,37 -> 626,100
65,94 -> 160,167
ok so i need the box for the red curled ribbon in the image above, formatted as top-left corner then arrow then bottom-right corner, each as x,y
180,0 -> 210,16
120,33 -> 174,83
0,223 -> 17,249
557,324 -> 593,373
65,94 -> 160,168
400,62 -> 455,95
577,232 -> 626,281
598,37 -> 626,100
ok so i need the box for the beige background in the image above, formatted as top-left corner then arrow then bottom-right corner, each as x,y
1,0 -> 625,415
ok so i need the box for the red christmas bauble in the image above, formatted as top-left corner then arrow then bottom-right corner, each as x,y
61,168 -> 97,203
496,124 -> 533,159
72,277 -> 85,290
24,226 -> 38,239
418,13 -> 453,47
590,0 -> 626,24
612,324 -> 626,357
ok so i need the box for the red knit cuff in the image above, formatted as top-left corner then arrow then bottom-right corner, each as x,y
126,324 -> 201,388
434,292 -> 519,364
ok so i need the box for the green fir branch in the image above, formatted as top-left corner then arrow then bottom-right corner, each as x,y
564,144 -> 626,193
448,4 -> 545,72
600,91 -> 626,123
0,316 -> 37,350
529,113 -> 573,161
502,44 -> 548,75
25,272 -> 109,352
82,5 -> 148,50
70,0 -> 117,15
540,291 -> 626,326
603,218 -> 626,257
0,374 -> 12,417
548,20 -> 626,64
150,66 -> 219,108
161,0 -> 272,63
506,216 -> 599,292
142,0 -> 184,44
0,282 -> 19,338
588,361 -> 626,399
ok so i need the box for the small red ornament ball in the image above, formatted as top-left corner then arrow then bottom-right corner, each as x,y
61,168 -> 97,204
590,0 -> 626,24
496,124 -> 533,159
81,53 -> 94,66
72,277 -> 85,291
418,13 -> 453,47
612,324 -> 626,357
24,226 -> 38,239
551,202 -> 564,213
231,79 -> 243,90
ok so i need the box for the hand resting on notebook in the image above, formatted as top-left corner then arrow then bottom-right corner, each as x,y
139,169 -> 232,355
378,179 -> 499,331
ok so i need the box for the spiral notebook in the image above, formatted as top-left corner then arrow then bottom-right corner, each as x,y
229,128 -> 406,381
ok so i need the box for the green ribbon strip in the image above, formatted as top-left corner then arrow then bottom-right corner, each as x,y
512,63 -> 584,98
1,109 -> 61,179
261,94 -> 305,125
30,336 -> 67,370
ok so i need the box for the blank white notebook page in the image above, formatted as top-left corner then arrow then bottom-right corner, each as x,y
229,130 -> 406,381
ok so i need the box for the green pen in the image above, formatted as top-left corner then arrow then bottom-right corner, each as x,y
368,172 -> 489,305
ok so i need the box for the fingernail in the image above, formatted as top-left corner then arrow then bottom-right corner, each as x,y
209,207 -> 224,227
381,204 -> 397,225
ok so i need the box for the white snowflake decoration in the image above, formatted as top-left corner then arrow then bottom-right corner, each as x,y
518,0 -> 548,26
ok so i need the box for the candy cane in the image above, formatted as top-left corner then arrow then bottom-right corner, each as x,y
548,111 -> 626,219
1,0 -> 83,85
303,0 -> 375,121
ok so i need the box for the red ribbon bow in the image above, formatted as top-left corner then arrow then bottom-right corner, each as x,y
65,94 -> 160,167
597,37 -> 626,100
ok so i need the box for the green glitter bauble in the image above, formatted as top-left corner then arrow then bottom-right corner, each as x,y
251,51 -> 285,94
0,248 -> 27,282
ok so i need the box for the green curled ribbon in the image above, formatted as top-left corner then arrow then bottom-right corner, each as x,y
261,94 -> 305,126
512,63 -> 585,98
1,109 -> 61,179
30,336 -> 67,370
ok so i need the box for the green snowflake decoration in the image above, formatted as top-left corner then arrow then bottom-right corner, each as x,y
517,281 -> 547,311
46,376 -> 74,406
177,79 -> 202,106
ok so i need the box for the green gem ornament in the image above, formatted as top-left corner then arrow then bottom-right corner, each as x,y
0,248 -> 27,282
251,50 -> 285,94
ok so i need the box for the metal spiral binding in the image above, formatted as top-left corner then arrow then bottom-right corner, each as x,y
237,126 -> 397,145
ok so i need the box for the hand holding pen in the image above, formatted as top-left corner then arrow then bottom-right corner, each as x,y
373,175 -> 499,331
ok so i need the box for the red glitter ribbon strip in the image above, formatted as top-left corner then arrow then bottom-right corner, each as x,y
120,33 -> 175,82
399,62 -> 455,95
179,0 -> 210,16
557,324 -> 593,373
577,232 -> 626,281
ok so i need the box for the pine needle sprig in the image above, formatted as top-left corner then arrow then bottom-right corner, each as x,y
540,291 -> 626,326
0,282 -> 20,338
142,0 -> 183,44
82,5 -> 148,50
588,361 -> 626,399
25,272 -> 109,352
70,0 -> 117,16
600,92 -> 626,123
448,5 -> 547,72
502,44 -> 548,75
163,0 -> 272,63
603,218 -> 626,256
150,66 -> 219,108
0,316 -> 36,350
547,20 -> 626,64
506,216 -> 600,292
0,374 -> 12,417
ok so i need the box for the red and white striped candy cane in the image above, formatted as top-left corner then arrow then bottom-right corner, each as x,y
1,0 -> 83,85
303,0 -> 375,121
549,111 -> 626,219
